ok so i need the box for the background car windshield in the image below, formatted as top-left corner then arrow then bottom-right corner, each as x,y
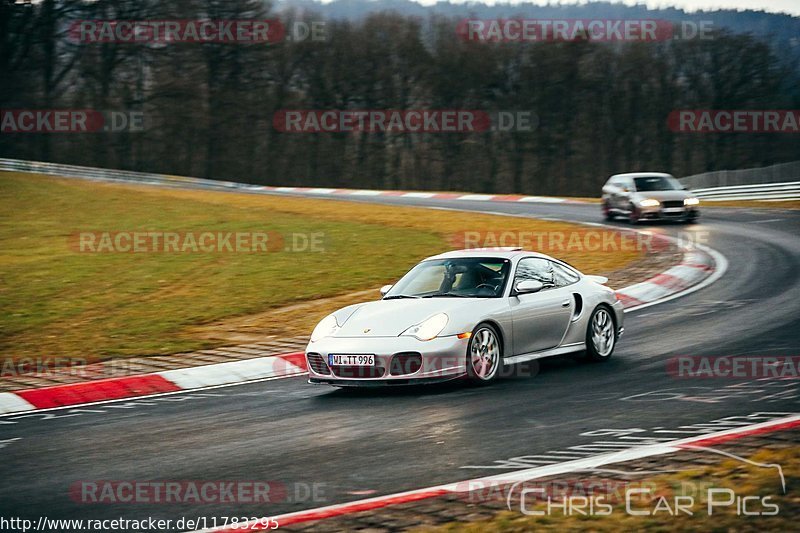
634,176 -> 681,191
388,258 -> 510,298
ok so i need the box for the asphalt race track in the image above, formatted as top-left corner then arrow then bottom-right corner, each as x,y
1,195 -> 799,529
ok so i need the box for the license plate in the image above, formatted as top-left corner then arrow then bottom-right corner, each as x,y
329,354 -> 375,366
663,207 -> 684,213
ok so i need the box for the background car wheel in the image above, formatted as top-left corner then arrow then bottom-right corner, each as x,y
602,201 -> 614,221
466,323 -> 502,384
585,306 -> 616,362
628,203 -> 640,225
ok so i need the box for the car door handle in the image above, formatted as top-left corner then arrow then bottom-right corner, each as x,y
561,300 -> 571,307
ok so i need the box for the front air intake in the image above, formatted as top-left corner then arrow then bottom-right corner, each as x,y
389,352 -> 423,376
306,352 -> 330,375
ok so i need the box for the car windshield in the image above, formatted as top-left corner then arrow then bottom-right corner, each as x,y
386,258 -> 510,299
633,175 -> 681,191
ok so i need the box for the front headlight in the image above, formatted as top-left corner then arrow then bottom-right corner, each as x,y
639,198 -> 660,207
400,313 -> 449,341
310,314 -> 339,342
684,197 -> 700,206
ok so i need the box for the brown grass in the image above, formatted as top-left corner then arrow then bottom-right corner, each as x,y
1,172 -> 641,362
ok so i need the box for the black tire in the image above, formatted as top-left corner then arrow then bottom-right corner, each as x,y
628,203 -> 640,225
602,201 -> 614,221
585,306 -> 616,362
466,323 -> 503,384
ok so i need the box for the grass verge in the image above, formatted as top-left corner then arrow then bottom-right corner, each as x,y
1,172 -> 641,363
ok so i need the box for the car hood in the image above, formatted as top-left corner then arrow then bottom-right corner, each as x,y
633,190 -> 692,201
334,298 -> 479,338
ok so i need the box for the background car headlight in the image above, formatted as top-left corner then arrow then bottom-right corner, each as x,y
400,313 -> 448,341
684,197 -> 700,206
639,198 -> 660,207
310,314 -> 339,342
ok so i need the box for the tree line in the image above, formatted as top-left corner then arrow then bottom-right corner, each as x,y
1,0 -> 798,196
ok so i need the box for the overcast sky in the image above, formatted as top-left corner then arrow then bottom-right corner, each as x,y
411,0 -> 800,17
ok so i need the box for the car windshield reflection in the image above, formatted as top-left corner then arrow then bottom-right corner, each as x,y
634,175 -> 682,191
386,258 -> 510,299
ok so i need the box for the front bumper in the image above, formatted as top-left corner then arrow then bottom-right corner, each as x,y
305,334 -> 470,385
611,300 -> 625,337
637,204 -> 699,220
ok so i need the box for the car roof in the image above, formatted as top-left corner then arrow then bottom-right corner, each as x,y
609,172 -> 674,180
424,248 -> 552,261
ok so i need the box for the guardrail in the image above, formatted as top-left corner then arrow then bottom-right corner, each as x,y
690,181 -> 800,201
0,157 -> 253,192
2,157 -> 799,202
680,160 -> 800,190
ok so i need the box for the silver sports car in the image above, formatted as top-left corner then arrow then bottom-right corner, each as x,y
305,248 -> 624,386
601,172 -> 700,224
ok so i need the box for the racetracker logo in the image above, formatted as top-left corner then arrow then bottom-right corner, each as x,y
668,110 -> 800,133
0,110 -> 145,133
667,356 -> 800,378
455,479 -> 652,504
450,230 -> 669,254
457,19 -> 713,42
68,231 -> 325,253
1,357 -> 88,377
69,481 -> 327,504
273,110 -> 538,133
274,110 -> 492,133
69,20 -> 287,44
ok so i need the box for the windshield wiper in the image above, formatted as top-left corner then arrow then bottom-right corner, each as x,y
383,294 -> 421,300
422,293 -> 473,298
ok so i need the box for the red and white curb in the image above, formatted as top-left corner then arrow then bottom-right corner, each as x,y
617,243 -> 727,312
0,353 -> 307,415
257,185 -> 585,205
407,204 -> 726,314
0,238 -> 724,416
193,414 -> 800,531
0,183 -> 725,416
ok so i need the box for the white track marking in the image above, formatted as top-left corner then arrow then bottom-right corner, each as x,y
159,357 -> 304,389
458,194 -> 495,201
191,413 -> 800,532
518,196 -> 567,203
401,192 -> 436,198
0,437 -> 22,449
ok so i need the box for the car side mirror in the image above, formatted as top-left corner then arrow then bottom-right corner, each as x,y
380,284 -> 393,297
515,280 -> 544,295
621,187 -> 630,193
